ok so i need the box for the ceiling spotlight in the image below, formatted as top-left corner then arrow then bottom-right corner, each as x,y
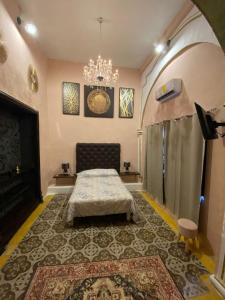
154,43 -> 166,54
16,16 -> 38,37
24,23 -> 38,36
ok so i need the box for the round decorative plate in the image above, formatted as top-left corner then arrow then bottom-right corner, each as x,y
87,89 -> 111,114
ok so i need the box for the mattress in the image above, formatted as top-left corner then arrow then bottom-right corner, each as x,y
66,169 -> 139,223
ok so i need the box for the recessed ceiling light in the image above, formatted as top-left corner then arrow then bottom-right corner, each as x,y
24,23 -> 38,36
154,43 -> 165,54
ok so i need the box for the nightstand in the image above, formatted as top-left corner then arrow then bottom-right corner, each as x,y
120,171 -> 140,183
53,174 -> 77,186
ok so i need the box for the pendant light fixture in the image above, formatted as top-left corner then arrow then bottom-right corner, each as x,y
83,17 -> 119,87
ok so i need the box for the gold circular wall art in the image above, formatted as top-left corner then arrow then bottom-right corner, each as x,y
28,65 -> 39,93
87,89 -> 111,114
0,41 -> 7,64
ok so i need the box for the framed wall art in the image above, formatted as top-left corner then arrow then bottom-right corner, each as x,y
84,85 -> 114,118
62,82 -> 80,115
119,87 -> 134,118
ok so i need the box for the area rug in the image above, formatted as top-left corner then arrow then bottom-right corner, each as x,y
25,256 -> 183,300
0,192 -> 208,299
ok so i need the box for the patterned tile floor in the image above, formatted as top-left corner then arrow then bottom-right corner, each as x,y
0,192 -> 222,300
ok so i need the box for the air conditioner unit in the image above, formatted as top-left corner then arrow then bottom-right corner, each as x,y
156,79 -> 182,102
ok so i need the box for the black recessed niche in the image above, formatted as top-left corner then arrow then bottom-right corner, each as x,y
0,91 -> 42,254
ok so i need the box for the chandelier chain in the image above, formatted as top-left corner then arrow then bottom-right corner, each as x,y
97,17 -> 103,56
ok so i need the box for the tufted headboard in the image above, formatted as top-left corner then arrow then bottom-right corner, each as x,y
76,143 -> 120,174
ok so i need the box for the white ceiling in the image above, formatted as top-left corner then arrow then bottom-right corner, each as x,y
17,0 -> 187,69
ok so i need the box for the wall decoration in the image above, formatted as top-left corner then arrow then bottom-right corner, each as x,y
28,65 -> 39,93
119,87 -> 134,118
0,35 -> 7,64
84,85 -> 114,118
62,82 -> 80,115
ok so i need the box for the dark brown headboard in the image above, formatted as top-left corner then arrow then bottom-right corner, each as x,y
76,143 -> 120,174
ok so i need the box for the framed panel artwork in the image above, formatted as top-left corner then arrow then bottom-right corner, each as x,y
62,82 -> 80,115
119,87 -> 134,118
84,85 -> 114,118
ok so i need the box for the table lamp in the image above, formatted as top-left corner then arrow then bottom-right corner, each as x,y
124,161 -> 130,173
62,162 -> 69,175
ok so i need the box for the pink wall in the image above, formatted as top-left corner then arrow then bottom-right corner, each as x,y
46,59 -> 141,182
142,43 -> 225,260
0,0 -> 141,193
0,0 -> 49,194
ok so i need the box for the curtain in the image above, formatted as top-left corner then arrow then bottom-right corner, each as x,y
164,119 -> 180,215
144,123 -> 164,204
143,128 -> 149,191
165,115 -> 205,224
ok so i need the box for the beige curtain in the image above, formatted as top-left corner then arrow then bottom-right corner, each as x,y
144,123 -> 164,204
165,115 -> 205,224
143,127 -> 149,191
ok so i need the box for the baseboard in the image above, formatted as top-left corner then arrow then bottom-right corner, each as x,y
210,274 -> 225,298
46,184 -> 74,196
124,182 -> 143,191
46,182 -> 143,196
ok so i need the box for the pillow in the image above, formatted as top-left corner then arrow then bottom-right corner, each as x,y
77,168 -> 118,177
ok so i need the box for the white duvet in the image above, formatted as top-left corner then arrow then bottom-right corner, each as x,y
66,169 -> 139,223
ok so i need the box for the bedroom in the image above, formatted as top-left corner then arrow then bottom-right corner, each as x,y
0,0 -> 225,299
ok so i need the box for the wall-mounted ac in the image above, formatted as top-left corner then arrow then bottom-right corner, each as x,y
156,79 -> 182,102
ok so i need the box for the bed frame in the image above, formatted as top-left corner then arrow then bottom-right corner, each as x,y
76,143 -> 120,174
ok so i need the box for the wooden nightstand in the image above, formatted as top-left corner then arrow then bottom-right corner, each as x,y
120,172 -> 140,183
53,174 -> 77,186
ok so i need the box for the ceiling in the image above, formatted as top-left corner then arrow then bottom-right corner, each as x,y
17,0 -> 187,69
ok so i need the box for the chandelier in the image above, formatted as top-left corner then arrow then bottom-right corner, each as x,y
83,17 -> 119,87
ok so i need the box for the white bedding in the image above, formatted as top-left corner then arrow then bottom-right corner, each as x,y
66,169 -> 139,223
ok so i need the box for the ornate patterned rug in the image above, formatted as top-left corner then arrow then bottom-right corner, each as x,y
25,256 -> 183,300
0,193 -> 208,299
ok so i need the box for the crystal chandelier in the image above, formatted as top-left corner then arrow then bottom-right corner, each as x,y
83,17 -> 119,87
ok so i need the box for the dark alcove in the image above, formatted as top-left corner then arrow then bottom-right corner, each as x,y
0,91 -> 42,254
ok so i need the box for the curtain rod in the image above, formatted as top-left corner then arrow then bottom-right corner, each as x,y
145,103 -> 225,128
145,113 -> 194,127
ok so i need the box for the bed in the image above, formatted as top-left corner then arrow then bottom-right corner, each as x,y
66,143 -> 139,224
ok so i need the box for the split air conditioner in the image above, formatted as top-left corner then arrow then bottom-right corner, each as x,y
156,79 -> 182,102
